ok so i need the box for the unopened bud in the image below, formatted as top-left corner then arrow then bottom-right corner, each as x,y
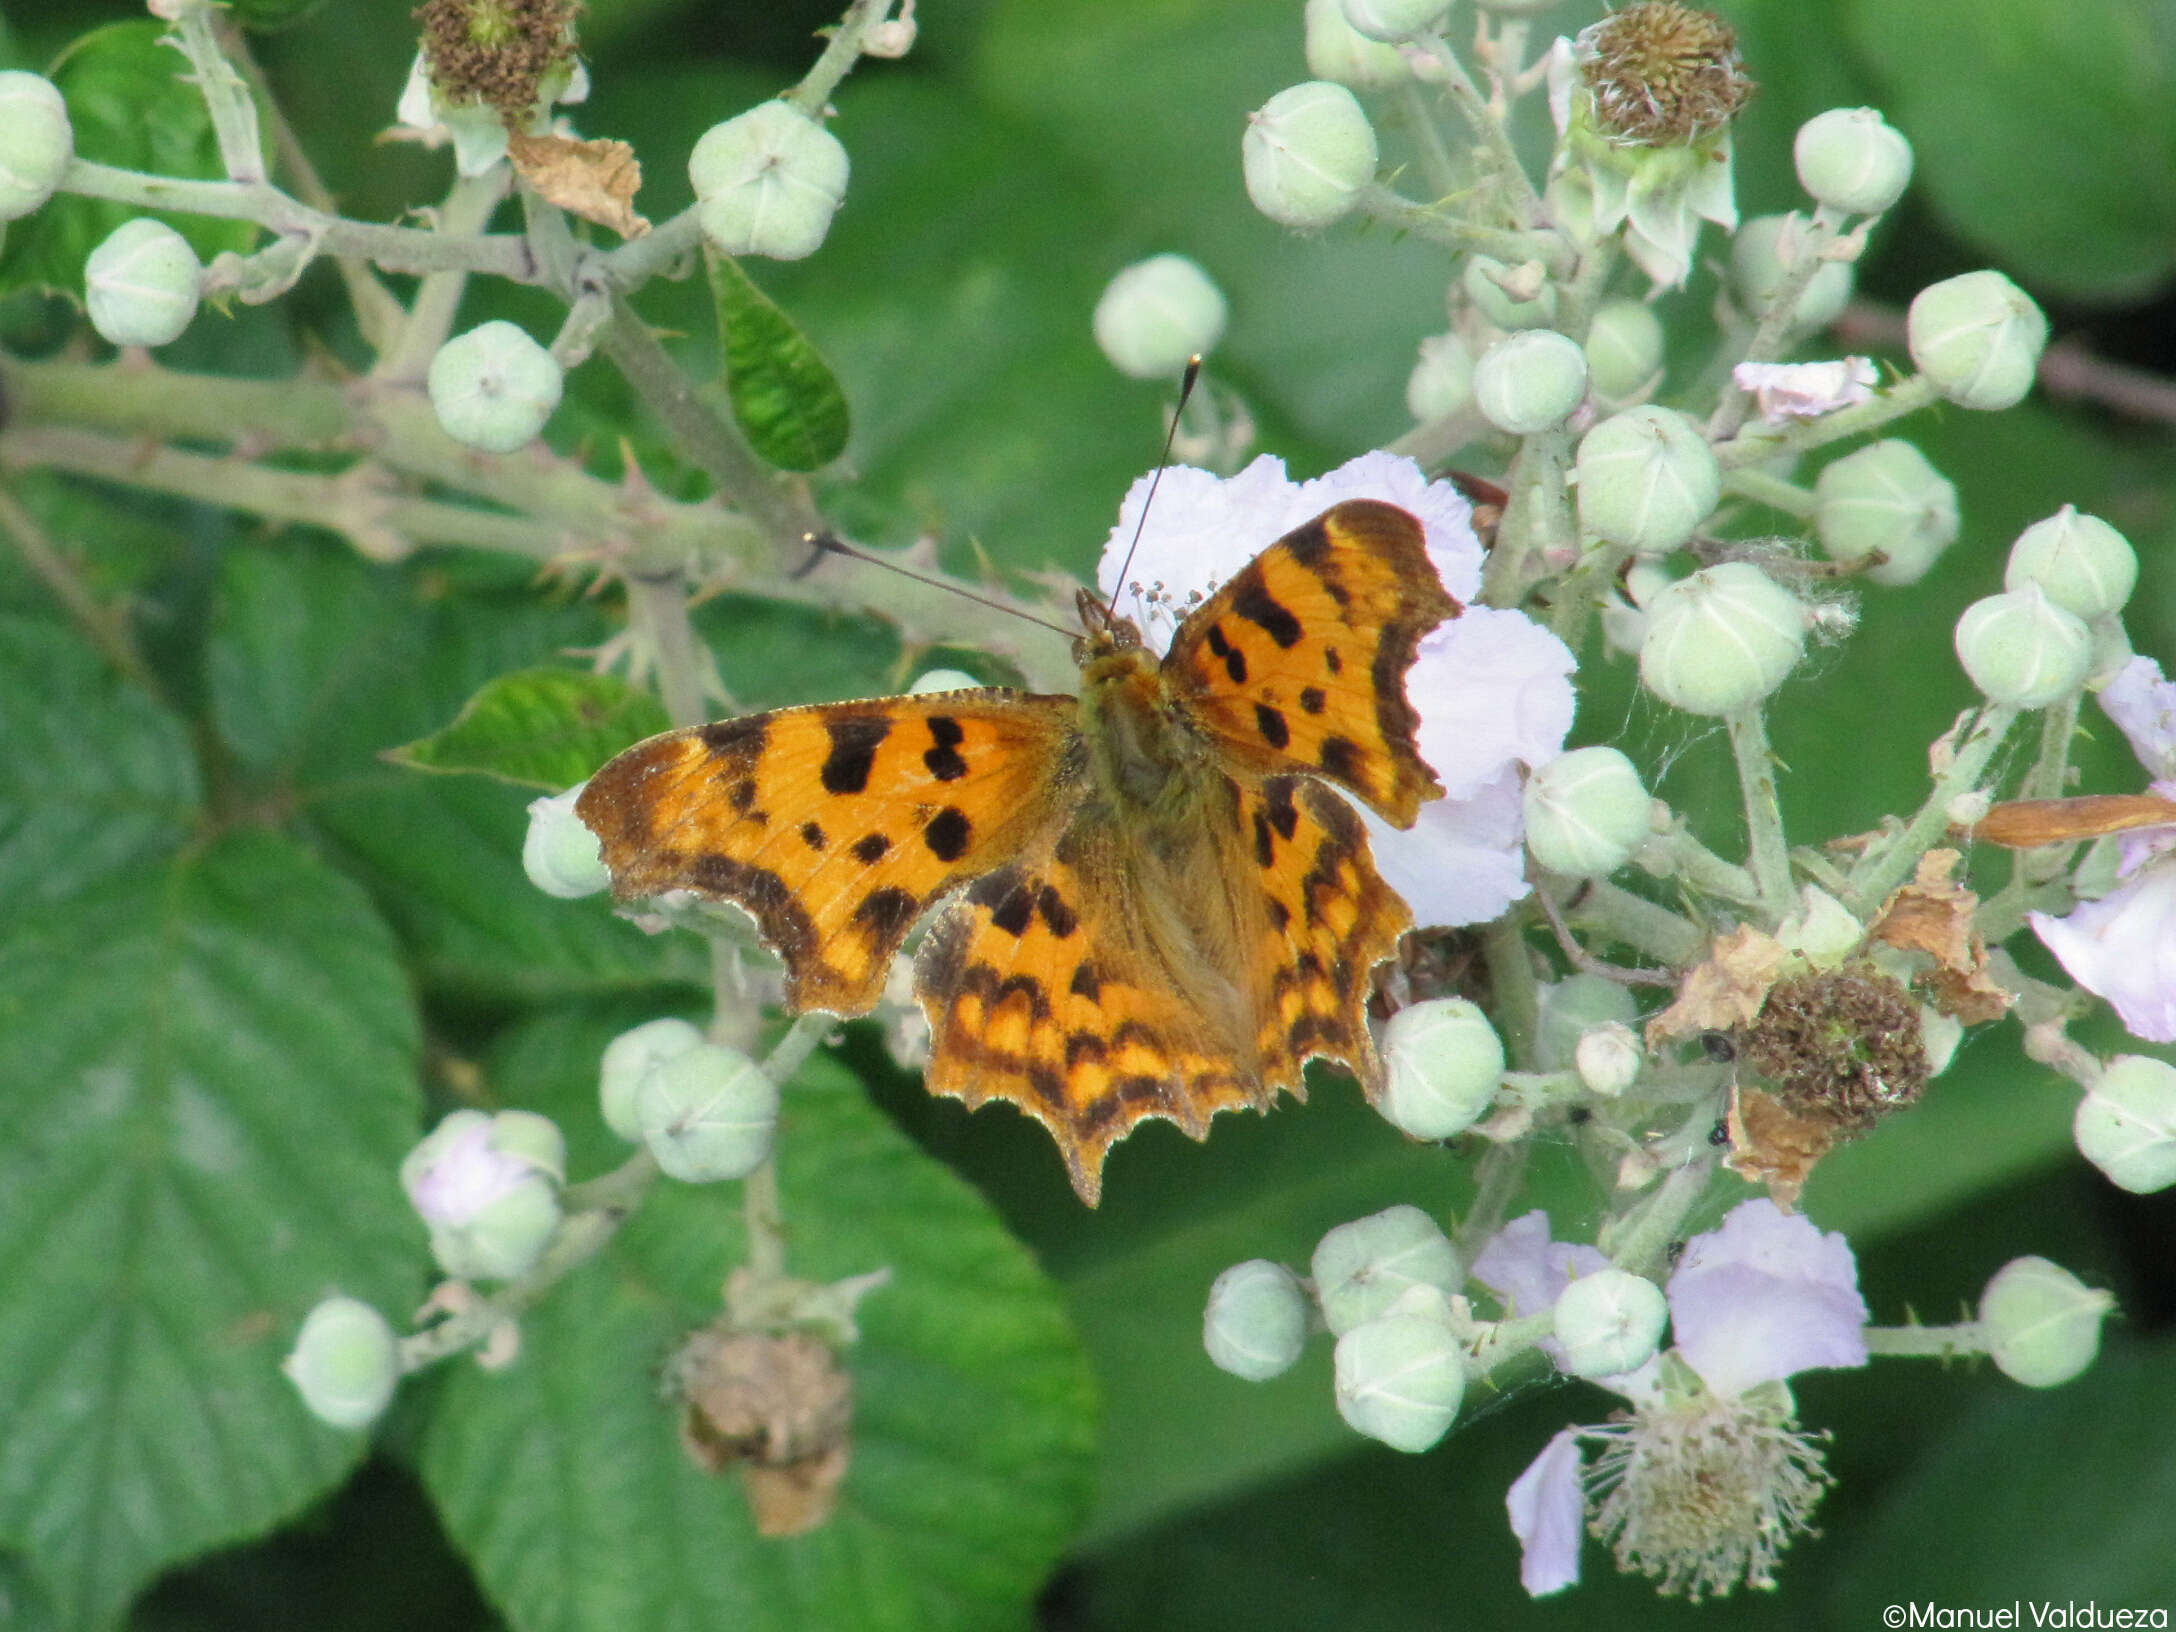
1312,1203 -> 1462,1336
1639,563 -> 1807,715
690,101 -> 849,261
1203,1259 -> 1310,1381
1242,81 -> 1377,229
1793,107 -> 1912,216
1093,254 -> 1227,380
1575,406 -> 1719,553
1908,270 -> 2047,412
1954,584 -> 2091,710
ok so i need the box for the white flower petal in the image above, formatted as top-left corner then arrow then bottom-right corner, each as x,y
1410,604 -> 1576,800
1362,771 -> 1530,927
1507,1428 -> 1587,1596
1667,1199 -> 1868,1395
2031,865 -> 2176,1044
1733,358 -> 1878,423
2098,656 -> 2176,782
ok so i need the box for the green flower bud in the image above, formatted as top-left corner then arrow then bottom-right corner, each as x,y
1243,81 -> 1378,229
599,1015 -> 706,1141
1552,1268 -> 1667,1378
1333,1305 -> 1465,1452
84,219 -> 202,349
1378,998 -> 1505,1140
1462,254 -> 1557,328
1523,745 -> 1652,878
1776,884 -> 1864,968
1312,1203 -> 1462,1336
2004,506 -> 2138,621
1093,253 -> 1228,380
1730,213 -> 1853,331
689,101 -> 849,261
1639,562 -> 1807,716
1203,1259 -> 1310,1381
1793,107 -> 1913,216
1980,1256 -> 2114,1388
1813,439 -> 1959,587
0,72 -> 73,223
1473,328 -> 1588,434
427,320 -> 564,453
1953,584 -> 2091,709
1573,1021 -> 1641,1097
2074,1055 -> 2176,1194
1576,406 -> 1720,553
1583,296 -> 1665,404
1341,0 -> 1450,44
638,1041 -> 779,1182
908,667 -> 982,695
283,1296 -> 400,1430
523,784 -> 609,899
1537,973 -> 1639,1070
402,1108 -> 565,1281
1405,331 -> 1474,423
1304,0 -> 1413,87
431,1174 -> 560,1281
1908,270 -> 2048,411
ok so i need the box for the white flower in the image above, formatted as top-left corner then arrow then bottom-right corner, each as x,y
2030,657 -> 2176,1044
1732,357 -> 1878,423
1097,452 -> 1575,927
393,49 -> 591,177
1504,1200 -> 1868,1597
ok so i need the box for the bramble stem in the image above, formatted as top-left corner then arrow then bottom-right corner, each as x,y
1726,702 -> 1797,923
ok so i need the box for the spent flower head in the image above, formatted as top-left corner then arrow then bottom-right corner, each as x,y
1504,1201 -> 1867,1598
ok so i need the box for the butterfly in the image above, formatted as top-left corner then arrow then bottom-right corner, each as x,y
576,498 -> 1458,1203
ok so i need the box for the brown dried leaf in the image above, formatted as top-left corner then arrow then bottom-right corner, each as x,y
1974,793 -> 2176,849
1723,1082 -> 1835,1211
741,1444 -> 851,1538
507,129 -> 649,238
1867,849 -> 2014,1024
1645,925 -> 1786,1044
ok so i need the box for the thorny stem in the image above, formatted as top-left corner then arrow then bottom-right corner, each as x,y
61,158 -> 540,281
784,0 -> 892,118
1483,912 -> 1543,1070
375,168 -> 515,382
1713,374 -> 1944,469
1409,34 -> 1548,227
166,0 -> 267,185
1845,703 -> 2020,913
1599,1142 -> 1717,1277
1355,187 -> 1567,265
1706,208 -> 1849,440
1725,702 -> 1796,923
1861,1321 -> 1990,1360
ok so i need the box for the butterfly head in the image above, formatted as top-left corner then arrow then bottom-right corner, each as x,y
1072,586 -> 1148,665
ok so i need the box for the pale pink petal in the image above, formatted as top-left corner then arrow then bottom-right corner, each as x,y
2031,864 -> 2176,1044
1360,771 -> 1529,928
1667,1199 -> 1868,1395
1507,1428 -> 1587,1596
2098,656 -> 2176,782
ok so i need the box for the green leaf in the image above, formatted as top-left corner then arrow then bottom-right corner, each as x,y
708,248 -> 851,473
391,667 -> 672,791
205,540 -> 701,998
0,829 -> 425,1628
420,1032 -> 1098,1632
1845,0 -> 2176,301
0,615 -> 199,906
0,21 -> 263,300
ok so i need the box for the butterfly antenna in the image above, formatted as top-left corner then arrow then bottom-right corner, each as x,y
1106,354 -> 1203,617
797,532 -> 1077,639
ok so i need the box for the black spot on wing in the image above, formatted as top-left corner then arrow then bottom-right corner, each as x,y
852,832 -> 890,864
852,885 -> 919,945
1324,646 -> 1343,675
1319,734 -> 1362,787
1282,515 -> 1332,567
1254,703 -> 1290,750
821,715 -> 890,794
1299,686 -> 1326,715
1039,886 -> 1078,938
923,806 -> 971,862
1069,963 -> 1102,1000
1253,809 -> 1275,869
1205,623 -> 1247,684
1231,577 -> 1303,648
969,871 -> 1035,938
799,820 -> 827,851
699,716 -> 767,756
1264,781 -> 1301,841
923,716 -> 969,782
729,777 -> 758,813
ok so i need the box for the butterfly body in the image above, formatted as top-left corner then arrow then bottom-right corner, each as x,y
578,498 -> 1458,1201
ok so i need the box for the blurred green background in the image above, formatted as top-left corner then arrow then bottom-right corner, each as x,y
2,0 -> 2172,1627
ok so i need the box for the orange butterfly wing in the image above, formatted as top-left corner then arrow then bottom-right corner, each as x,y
911,769 -> 1416,1204
1163,497 -> 1458,826
576,694 -> 1072,1015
